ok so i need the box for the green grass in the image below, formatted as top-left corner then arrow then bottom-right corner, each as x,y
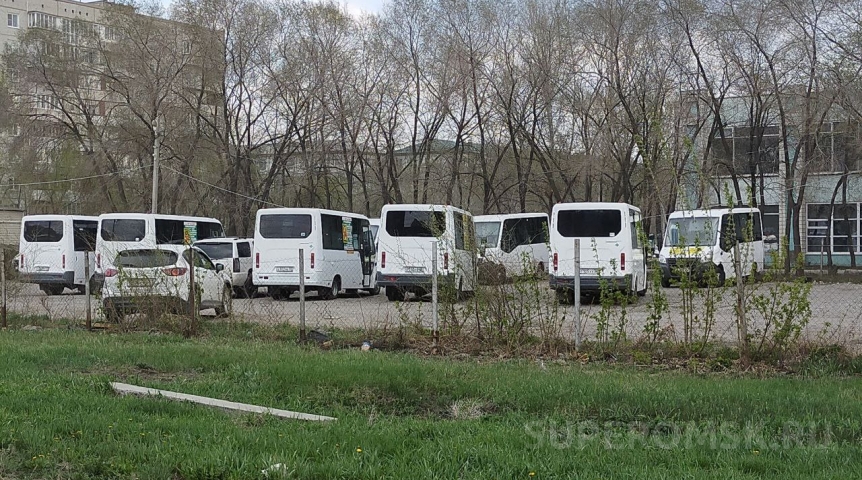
0,327 -> 861,479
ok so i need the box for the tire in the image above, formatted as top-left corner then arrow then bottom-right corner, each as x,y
751,263 -> 762,283
40,284 -> 64,296
242,273 -> 257,298
556,288 -> 574,305
660,275 -> 671,288
320,277 -> 340,300
366,285 -> 381,296
271,287 -> 287,301
215,285 -> 232,318
385,286 -> 404,302
455,277 -> 466,302
89,278 -> 102,295
104,302 -> 124,323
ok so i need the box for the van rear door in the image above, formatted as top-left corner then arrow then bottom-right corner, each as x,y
21,219 -> 67,277
381,209 -> 446,275
556,208 -> 626,276
256,213 -> 314,278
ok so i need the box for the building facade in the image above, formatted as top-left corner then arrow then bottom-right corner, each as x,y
682,96 -> 862,268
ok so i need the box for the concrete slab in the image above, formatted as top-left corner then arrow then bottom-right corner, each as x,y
111,382 -> 336,422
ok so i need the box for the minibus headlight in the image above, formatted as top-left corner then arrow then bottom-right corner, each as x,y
658,254 -> 667,265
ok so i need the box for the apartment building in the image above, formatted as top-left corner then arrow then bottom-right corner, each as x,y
0,0 -> 119,52
1,0 -> 222,214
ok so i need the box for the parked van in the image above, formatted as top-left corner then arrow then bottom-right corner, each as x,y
194,237 -> 255,297
253,208 -> 378,300
95,214 -> 225,288
474,213 -> 549,277
659,207 -> 764,287
18,215 -> 98,295
376,204 -> 476,301
549,203 -> 647,303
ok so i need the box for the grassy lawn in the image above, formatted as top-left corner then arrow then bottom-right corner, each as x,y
0,325 -> 861,479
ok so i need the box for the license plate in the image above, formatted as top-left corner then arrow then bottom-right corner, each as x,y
405,266 -> 425,273
275,266 -> 294,273
128,278 -> 154,288
580,268 -> 599,276
36,266 -> 49,272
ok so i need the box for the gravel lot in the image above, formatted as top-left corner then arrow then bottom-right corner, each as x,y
4,280 -> 860,347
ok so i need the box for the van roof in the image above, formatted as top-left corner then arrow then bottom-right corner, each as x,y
474,213 -> 548,222
256,207 -> 369,220
552,202 -> 641,213
98,213 -> 222,223
23,214 -> 99,222
381,204 -> 471,215
668,207 -> 761,219
194,237 -> 252,243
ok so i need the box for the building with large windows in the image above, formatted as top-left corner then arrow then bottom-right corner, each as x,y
683,95 -> 862,268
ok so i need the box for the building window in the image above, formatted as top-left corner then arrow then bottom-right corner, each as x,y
7,13 -> 19,28
761,205 -> 780,240
810,121 -> 862,173
28,12 -> 58,29
807,203 -> 861,253
182,40 -> 191,55
712,125 -> 781,175
36,94 -> 60,111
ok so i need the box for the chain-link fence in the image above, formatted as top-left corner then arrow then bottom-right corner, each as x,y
2,243 -> 862,357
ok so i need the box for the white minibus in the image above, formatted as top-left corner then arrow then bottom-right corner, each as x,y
549,202 -> 647,303
253,208 -> 378,300
95,213 -> 225,288
474,213 -> 549,277
18,215 -> 98,295
376,204 -> 476,301
659,206 -> 764,287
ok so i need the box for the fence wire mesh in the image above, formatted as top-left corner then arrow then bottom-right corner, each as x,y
3,243 -> 862,357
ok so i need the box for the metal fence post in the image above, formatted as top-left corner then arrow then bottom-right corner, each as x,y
574,238 -> 581,351
84,251 -> 91,330
1,249 -> 7,330
299,248 -> 306,342
431,240 -> 439,354
188,248 -> 196,322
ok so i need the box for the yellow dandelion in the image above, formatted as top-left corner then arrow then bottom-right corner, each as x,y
529,473 -> 536,477
753,449 -> 761,456
356,448 -> 362,453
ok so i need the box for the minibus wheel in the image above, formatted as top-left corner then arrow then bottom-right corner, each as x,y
320,277 -> 340,300
40,284 -> 64,296
556,288 -> 574,305
385,286 -> 404,302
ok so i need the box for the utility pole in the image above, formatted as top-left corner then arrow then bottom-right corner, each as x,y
151,115 -> 161,214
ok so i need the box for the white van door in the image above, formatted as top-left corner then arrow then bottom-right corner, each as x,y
381,209 -> 446,276
71,219 -> 98,286
628,210 -> 647,293
187,249 -> 222,304
559,209 -> 627,277
21,218 -> 66,280
257,213 -> 315,277
452,211 -> 475,292
721,212 -> 762,278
